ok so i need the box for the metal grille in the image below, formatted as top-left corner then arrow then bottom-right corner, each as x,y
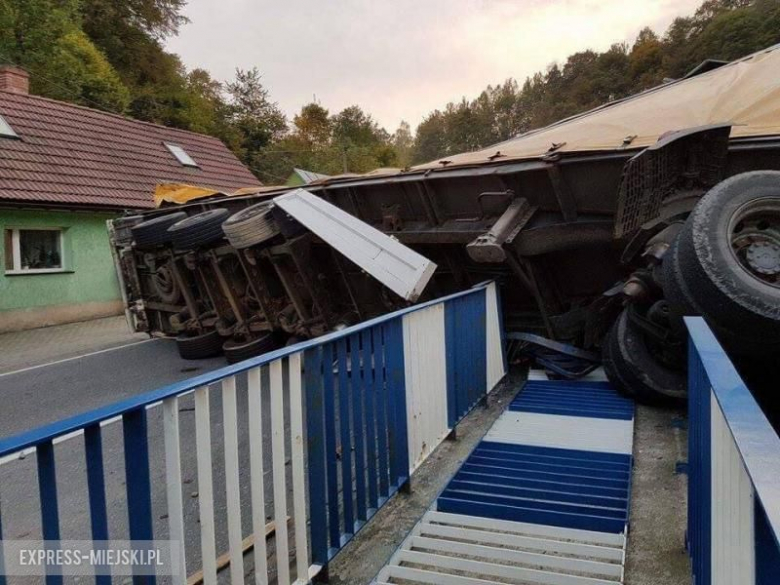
376,511 -> 627,585
614,125 -> 731,239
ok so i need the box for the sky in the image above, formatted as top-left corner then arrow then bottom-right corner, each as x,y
166,0 -> 704,132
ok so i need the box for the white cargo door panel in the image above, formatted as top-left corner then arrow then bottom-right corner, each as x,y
274,189 -> 437,301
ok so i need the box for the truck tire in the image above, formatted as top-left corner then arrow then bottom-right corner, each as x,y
131,212 -> 187,248
223,333 -> 278,364
168,209 -> 230,251
664,171 -> 780,353
272,206 -> 306,238
176,329 -> 224,359
603,310 -> 686,405
602,320 -> 634,398
222,203 -> 280,249
114,215 -> 145,246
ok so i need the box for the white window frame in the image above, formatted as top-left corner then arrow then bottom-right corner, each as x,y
0,114 -> 18,138
164,142 -> 199,167
4,227 -> 67,275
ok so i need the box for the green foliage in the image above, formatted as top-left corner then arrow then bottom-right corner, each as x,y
251,103 -> 399,183
0,0 -> 130,112
4,0 -> 779,182
392,121 -> 414,168
45,31 -> 131,111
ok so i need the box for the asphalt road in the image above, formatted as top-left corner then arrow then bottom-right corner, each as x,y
0,339 -> 289,582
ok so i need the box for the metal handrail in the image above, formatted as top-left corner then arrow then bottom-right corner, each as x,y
686,316 -> 780,546
0,283 -> 491,458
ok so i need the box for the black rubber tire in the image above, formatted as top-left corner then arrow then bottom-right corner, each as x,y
176,329 -> 224,359
168,209 -> 230,251
272,206 -> 306,238
603,310 -> 686,406
222,203 -> 280,249
113,215 -> 145,246
665,171 -> 780,353
602,320 -> 635,398
131,212 -> 187,248
223,333 -> 279,364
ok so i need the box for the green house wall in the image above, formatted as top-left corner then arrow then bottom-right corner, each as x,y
0,208 -> 123,331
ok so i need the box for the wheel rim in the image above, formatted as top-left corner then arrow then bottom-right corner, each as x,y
153,264 -> 180,302
728,197 -> 780,289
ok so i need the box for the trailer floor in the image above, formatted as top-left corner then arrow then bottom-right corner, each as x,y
325,371 -> 691,585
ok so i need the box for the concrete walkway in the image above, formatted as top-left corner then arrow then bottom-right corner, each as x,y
0,315 -> 148,375
327,376 -> 691,585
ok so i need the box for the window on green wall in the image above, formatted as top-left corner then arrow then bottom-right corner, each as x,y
3,228 -> 65,274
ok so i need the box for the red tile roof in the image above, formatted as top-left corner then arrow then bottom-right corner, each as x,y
0,90 -> 261,209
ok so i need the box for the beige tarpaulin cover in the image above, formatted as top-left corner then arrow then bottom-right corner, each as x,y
154,183 -> 223,206
412,44 -> 780,170
155,184 -> 292,206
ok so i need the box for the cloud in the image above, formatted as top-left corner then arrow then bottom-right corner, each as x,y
166,0 -> 703,131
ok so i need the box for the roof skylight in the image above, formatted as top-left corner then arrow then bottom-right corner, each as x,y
165,142 -> 198,167
0,114 -> 18,138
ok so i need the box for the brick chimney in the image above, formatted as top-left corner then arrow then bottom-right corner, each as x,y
0,66 -> 29,95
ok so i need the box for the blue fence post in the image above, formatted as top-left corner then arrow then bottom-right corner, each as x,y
322,343 -> 340,552
37,441 -> 62,585
755,500 -> 780,585
84,424 -> 110,585
444,301 -> 458,428
350,332 -> 367,526
336,338 -> 354,539
122,408 -> 155,585
362,328 -> 379,512
471,290 -> 488,409
304,346 -> 328,566
373,326 -> 389,501
0,490 -> 6,585
384,318 -> 409,490
687,340 -> 711,585
445,292 -> 487,428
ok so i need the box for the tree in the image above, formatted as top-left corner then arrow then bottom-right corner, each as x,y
629,28 -> 665,89
0,0 -> 130,112
226,68 -> 287,166
332,105 -> 384,148
293,103 -> 332,147
45,31 -> 131,112
412,111 -> 448,163
392,121 -> 414,167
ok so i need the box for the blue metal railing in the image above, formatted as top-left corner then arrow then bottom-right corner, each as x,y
686,317 -> 780,585
0,282 -> 506,585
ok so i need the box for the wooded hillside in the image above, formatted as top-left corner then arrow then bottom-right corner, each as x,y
1,0 -> 778,183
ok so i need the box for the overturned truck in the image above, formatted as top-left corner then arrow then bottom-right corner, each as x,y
111,46 -> 780,404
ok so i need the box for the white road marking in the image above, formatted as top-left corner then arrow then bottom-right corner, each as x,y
0,337 -> 161,379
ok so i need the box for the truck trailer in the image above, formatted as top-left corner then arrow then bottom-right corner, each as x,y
110,45 -> 780,405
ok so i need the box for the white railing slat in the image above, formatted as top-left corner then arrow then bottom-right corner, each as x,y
289,352 -> 310,584
222,376 -> 245,585
485,282 -> 505,390
248,366 -> 269,585
711,397 -> 756,585
163,396 -> 187,584
194,385 -> 218,585
270,359 -> 291,585
403,305 -> 448,472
